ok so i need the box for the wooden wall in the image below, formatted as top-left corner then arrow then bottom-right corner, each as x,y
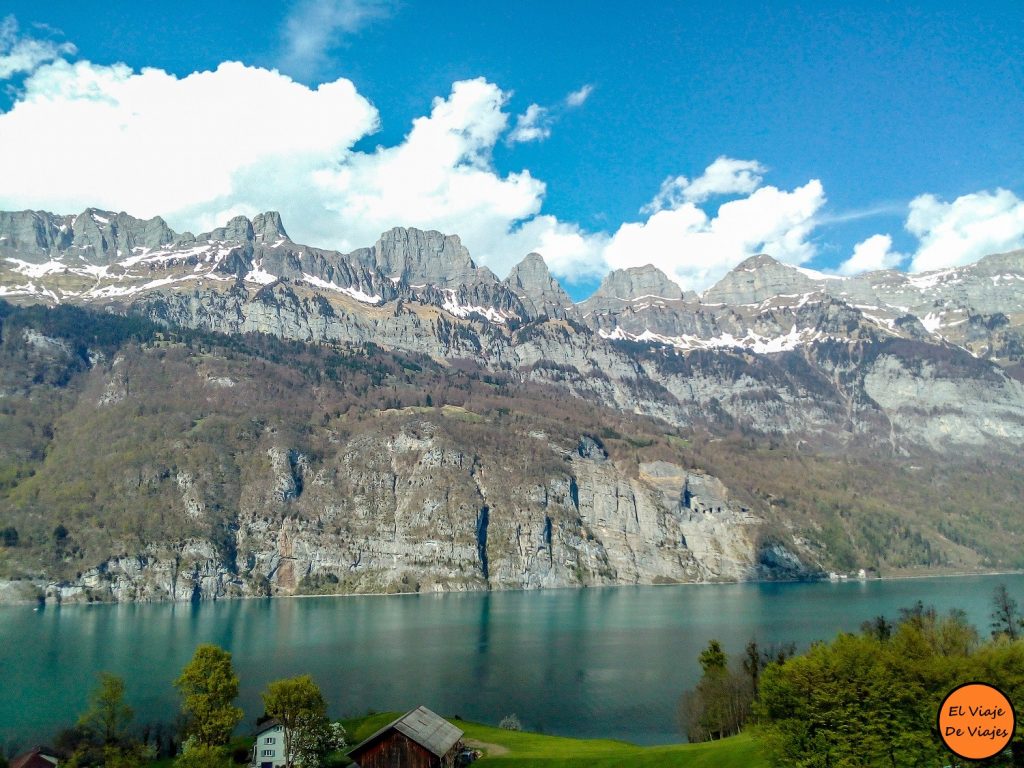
349,730 -> 439,768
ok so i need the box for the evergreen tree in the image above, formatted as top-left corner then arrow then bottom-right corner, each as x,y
991,583 -> 1023,640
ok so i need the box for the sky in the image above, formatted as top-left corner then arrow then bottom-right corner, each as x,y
0,1 -> 1022,299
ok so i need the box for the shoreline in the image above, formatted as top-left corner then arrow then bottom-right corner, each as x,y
2,567 -> 1023,608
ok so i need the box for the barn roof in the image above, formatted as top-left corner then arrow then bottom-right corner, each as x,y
10,747 -> 59,768
350,706 -> 464,758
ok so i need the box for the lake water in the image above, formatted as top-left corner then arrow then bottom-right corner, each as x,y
2,574 -> 1022,748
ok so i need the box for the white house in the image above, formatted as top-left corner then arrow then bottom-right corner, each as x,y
252,720 -> 287,768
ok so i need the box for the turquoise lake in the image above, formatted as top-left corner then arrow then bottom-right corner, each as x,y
2,574 -> 1022,747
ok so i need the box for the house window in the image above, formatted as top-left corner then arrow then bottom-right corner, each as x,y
264,737 -> 276,745
261,749 -> 274,757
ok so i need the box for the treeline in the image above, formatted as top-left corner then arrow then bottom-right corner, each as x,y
3,645 -> 346,768
680,584 -> 1024,766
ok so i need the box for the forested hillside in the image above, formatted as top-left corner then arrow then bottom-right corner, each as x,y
1,300 -> 1022,603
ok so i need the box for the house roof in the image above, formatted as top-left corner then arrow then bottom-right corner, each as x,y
349,706 -> 463,759
11,747 -> 58,768
254,719 -> 282,735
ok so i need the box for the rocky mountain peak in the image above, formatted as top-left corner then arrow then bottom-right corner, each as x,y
367,227 -> 485,288
204,215 -> 255,243
62,209 -> 177,264
252,211 -> 289,243
0,210 -> 73,257
974,248 -> 1024,273
504,252 -> 574,319
702,253 -> 820,305
733,253 -> 784,272
595,264 -> 683,301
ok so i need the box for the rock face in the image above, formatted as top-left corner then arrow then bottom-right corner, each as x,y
252,211 -> 289,242
504,252 -> 575,319
353,227 -> 489,288
702,254 -> 820,305
4,207 -> 1024,457
0,210 -> 73,255
1,391 -> 808,604
596,264 -> 684,301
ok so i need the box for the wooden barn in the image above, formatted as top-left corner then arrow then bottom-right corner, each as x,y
348,706 -> 464,768
9,747 -> 59,768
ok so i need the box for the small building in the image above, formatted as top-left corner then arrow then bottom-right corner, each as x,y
252,719 -> 287,768
10,747 -> 59,768
348,706 -> 464,768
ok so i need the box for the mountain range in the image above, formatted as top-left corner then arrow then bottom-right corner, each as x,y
0,207 -> 1022,603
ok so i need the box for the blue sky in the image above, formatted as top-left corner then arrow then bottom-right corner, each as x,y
0,1 -> 1022,299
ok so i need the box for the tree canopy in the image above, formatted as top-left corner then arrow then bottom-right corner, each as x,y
261,676 -> 329,768
175,644 -> 243,747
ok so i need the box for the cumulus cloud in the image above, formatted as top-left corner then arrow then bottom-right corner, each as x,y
14,25 -> 1015,293
835,189 -> 1024,276
0,53 -> 607,280
0,49 -> 831,290
279,0 -> 394,78
507,83 -> 594,145
607,174 -> 826,290
0,59 -> 379,226
642,156 -> 766,213
837,234 -> 904,275
565,84 -> 593,107
507,103 -> 552,144
0,15 -> 76,79
907,189 -> 1024,272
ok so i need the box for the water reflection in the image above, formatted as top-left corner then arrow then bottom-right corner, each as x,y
4,574 -> 1022,747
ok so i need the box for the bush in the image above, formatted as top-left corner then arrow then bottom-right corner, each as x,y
176,739 -> 232,768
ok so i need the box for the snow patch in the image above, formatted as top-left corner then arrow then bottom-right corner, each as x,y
907,268 -> 957,289
5,257 -> 67,278
920,312 -> 944,333
244,262 -> 278,285
441,290 -> 510,323
601,324 -> 831,354
301,274 -> 382,304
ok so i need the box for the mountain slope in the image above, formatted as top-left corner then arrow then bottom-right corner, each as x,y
1,206 -> 1024,601
3,207 -> 1023,457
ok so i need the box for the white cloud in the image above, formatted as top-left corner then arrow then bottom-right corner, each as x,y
0,57 -> 601,280
504,216 -> 607,281
565,84 -> 593,107
642,156 -> 766,213
907,189 -> 1024,272
310,78 -> 550,259
0,15 -> 76,79
0,60 -> 379,224
507,85 -> 593,145
507,103 -> 552,144
606,171 -> 826,291
10,38 -> 1016,295
280,0 -> 394,78
840,189 -> 1024,275
837,234 -> 903,275
0,56 -> 833,291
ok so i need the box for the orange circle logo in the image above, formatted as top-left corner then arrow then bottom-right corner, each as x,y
938,682 -> 1016,760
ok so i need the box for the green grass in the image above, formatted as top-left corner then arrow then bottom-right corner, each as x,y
339,713 -> 767,768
